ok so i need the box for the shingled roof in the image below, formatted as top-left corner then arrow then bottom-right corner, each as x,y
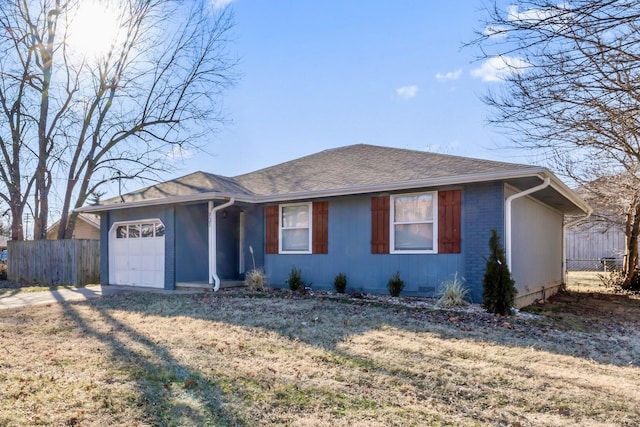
233,144 -> 537,196
80,144 -> 589,214
100,171 -> 254,205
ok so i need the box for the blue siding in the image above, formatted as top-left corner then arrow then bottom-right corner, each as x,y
243,205 -> 265,272
102,204 -> 176,289
264,184 -> 505,300
216,206 -> 239,280
265,192 -> 466,297
462,182 -> 505,302
99,183 -> 506,299
175,204 -> 208,282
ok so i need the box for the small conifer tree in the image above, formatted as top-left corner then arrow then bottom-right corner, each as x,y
482,229 -> 517,315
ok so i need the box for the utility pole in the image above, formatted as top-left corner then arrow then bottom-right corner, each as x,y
24,213 -> 30,240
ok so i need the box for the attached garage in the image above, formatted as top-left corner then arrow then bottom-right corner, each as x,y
109,220 -> 165,288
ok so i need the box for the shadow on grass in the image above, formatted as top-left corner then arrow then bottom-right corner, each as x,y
51,293 -> 249,426
89,288 -> 640,368
45,288 -> 640,425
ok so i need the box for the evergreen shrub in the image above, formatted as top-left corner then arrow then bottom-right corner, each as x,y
482,229 -> 517,315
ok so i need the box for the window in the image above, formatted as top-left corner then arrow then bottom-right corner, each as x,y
279,203 -> 312,253
113,220 -> 165,239
391,192 -> 437,253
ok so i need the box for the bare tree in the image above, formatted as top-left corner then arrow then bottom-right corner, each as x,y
472,1 -> 640,285
0,0 -> 236,240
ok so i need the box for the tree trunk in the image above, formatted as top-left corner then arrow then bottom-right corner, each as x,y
624,203 -> 640,286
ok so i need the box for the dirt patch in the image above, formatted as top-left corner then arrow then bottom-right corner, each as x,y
523,286 -> 640,334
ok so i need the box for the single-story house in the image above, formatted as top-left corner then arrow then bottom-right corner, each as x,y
77,144 -> 591,307
47,213 -> 101,240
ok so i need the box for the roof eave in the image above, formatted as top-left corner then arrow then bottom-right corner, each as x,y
75,167 -> 591,215
255,168 -> 550,203
75,192 -> 257,213
542,170 -> 593,215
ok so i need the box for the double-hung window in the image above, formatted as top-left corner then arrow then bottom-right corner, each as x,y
279,203 -> 312,253
391,192 -> 437,253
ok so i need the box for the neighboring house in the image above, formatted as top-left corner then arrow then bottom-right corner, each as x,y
77,144 -> 591,307
47,213 -> 101,240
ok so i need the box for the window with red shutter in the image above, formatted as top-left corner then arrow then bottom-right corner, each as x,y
371,196 -> 390,254
312,201 -> 328,254
438,190 -> 461,254
265,205 -> 279,254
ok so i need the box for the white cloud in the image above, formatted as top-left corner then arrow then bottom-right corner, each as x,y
396,85 -> 418,99
435,69 -> 462,81
483,24 -> 509,38
211,0 -> 236,9
166,145 -> 193,161
425,141 -> 460,155
470,56 -> 531,82
507,3 -> 571,26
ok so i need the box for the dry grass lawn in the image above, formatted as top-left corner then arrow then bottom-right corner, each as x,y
0,273 -> 639,426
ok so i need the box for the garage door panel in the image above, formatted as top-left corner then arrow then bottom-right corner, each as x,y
110,221 -> 165,288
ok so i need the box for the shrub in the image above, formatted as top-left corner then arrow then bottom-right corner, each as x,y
285,267 -> 306,291
437,273 -> 469,307
333,272 -> 347,294
244,268 -> 267,291
387,271 -> 404,297
600,269 -> 640,293
482,229 -> 517,315
0,263 -> 6,280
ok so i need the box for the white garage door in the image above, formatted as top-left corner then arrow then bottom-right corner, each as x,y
109,220 -> 165,288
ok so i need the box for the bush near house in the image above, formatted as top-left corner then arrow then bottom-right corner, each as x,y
437,273 -> 469,307
387,271 -> 404,297
286,267 -> 306,291
482,229 -> 517,315
244,268 -> 268,291
333,272 -> 347,294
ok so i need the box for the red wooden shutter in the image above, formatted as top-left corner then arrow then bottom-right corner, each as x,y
371,196 -> 390,254
312,201 -> 329,254
438,190 -> 461,254
265,205 -> 279,254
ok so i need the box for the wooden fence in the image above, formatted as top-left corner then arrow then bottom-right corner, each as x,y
565,228 -> 626,271
8,239 -> 100,286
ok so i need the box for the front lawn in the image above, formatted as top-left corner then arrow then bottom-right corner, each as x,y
0,279 -> 638,426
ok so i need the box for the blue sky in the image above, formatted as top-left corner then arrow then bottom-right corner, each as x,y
165,0 -> 527,181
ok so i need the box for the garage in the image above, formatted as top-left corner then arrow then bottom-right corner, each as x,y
109,220 -> 165,288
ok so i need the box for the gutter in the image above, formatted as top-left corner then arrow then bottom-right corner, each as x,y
208,198 -> 235,291
76,168 -> 548,213
505,176 -> 551,269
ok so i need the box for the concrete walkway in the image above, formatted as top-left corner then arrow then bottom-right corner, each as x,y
0,285 -> 209,310
0,285 -> 105,310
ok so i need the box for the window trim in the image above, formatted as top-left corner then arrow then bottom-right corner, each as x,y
110,219 -> 165,239
390,191 -> 438,254
279,202 -> 313,254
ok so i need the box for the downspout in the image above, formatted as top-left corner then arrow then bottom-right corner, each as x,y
505,176 -> 551,269
208,198 -> 235,292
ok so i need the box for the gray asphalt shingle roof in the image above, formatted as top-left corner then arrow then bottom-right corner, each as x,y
106,171 -> 254,204
233,144 -> 537,196
89,144 -> 588,214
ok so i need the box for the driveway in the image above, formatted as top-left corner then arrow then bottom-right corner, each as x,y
0,284 -> 207,310
0,285 -> 105,310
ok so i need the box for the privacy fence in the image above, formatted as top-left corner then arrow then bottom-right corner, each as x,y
8,239 -> 100,286
565,228 -> 626,271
